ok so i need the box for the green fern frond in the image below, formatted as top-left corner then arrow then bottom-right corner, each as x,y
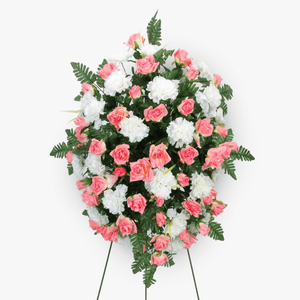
222,158 -> 237,180
50,142 -> 70,159
230,146 -> 255,162
208,221 -> 225,241
147,11 -> 162,46
143,265 -> 157,288
70,62 -> 96,84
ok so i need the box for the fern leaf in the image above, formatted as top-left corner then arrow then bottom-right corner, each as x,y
143,265 -> 157,288
50,142 -> 70,159
222,158 -> 237,180
208,221 -> 224,241
147,11 -> 162,46
70,62 -> 96,84
230,146 -> 255,162
219,84 -> 233,100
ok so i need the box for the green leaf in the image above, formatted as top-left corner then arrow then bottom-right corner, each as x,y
222,158 -> 237,180
147,11 -> 162,46
208,221 -> 225,241
70,62 -> 96,84
66,128 -> 80,147
67,163 -> 73,175
131,254 -> 149,274
219,84 -> 233,100
50,142 -> 70,159
230,146 -> 255,162
143,265 -> 157,288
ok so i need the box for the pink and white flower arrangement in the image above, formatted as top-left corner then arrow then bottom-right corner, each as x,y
51,12 -> 254,289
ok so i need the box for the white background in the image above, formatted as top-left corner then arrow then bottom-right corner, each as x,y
1,1 -> 299,299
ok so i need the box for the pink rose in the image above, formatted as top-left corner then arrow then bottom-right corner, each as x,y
150,235 -> 171,251
127,194 -> 147,214
129,85 -> 141,99
178,146 -> 199,165
155,195 -> 164,207
81,190 -> 99,207
74,116 -> 88,127
107,106 -> 129,130
174,49 -> 192,67
201,194 -> 213,206
210,189 -> 217,197
195,118 -> 214,137
110,144 -> 130,165
66,151 -> 73,163
89,138 -> 106,155
125,33 -> 144,49
178,98 -> 195,116
212,74 -> 223,87
130,158 -> 154,182
144,104 -> 168,122
183,199 -> 202,218
156,212 -> 166,227
197,223 -> 210,236
113,167 -> 127,177
202,147 -> 225,170
186,65 -> 199,80
215,126 -> 228,138
89,176 -> 108,195
97,63 -> 118,79
106,174 -> 118,188
150,252 -> 169,266
179,229 -> 197,249
219,142 -> 239,159
136,55 -> 159,74
89,219 -> 100,231
177,173 -> 190,187
211,201 -> 226,216
76,179 -> 86,190
102,225 -> 119,242
81,82 -> 93,93
75,126 -> 88,143
149,143 -> 171,169
116,215 -> 137,236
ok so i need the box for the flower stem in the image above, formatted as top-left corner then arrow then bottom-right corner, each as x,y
96,241 -> 113,300
145,284 -> 147,300
187,249 -> 200,300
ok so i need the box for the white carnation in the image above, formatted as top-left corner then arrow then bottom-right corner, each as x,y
140,42 -> 160,56
86,205 -> 109,225
85,153 -> 106,176
144,168 -> 178,200
106,48 -> 134,63
168,237 -> 185,253
72,154 -> 87,179
102,184 -> 128,215
189,172 -> 214,200
80,91 -> 94,111
212,168 -> 224,183
167,208 -> 177,220
215,107 -> 225,124
194,61 -> 213,81
195,83 -> 221,118
119,111 -> 149,143
84,98 -> 105,124
94,119 -> 108,130
104,70 -> 131,96
166,117 -> 194,148
165,211 -> 190,237
147,76 -> 179,104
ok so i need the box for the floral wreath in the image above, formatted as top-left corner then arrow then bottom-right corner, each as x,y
50,11 -> 254,290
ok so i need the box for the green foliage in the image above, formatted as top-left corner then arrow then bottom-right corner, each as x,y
66,128 -> 80,147
70,62 -> 96,84
147,11 -> 162,46
67,163 -> 73,175
143,265 -> 157,288
50,142 -> 70,159
230,146 -> 255,161
219,84 -> 233,100
222,158 -> 237,180
208,221 -> 225,241
131,253 -> 149,274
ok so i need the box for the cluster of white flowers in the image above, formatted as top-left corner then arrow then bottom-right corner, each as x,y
106,48 -> 134,63
189,172 -> 214,200
80,92 -> 105,124
193,61 -> 213,81
139,42 -> 160,56
87,205 -> 109,225
146,76 -> 179,103
166,117 -> 195,148
119,111 -> 149,143
165,210 -> 190,237
195,83 -> 221,118
104,70 -> 131,96
167,237 -> 185,253
144,168 -> 178,200
102,184 -> 128,215
72,154 -> 87,179
85,153 -> 106,176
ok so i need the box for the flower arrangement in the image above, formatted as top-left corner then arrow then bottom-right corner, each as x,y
50,12 -> 254,289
